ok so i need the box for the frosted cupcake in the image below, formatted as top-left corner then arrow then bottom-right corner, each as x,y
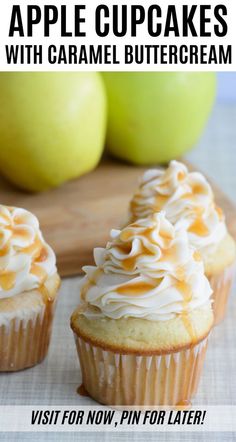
71,212 -> 213,405
0,205 -> 60,371
129,161 -> 236,324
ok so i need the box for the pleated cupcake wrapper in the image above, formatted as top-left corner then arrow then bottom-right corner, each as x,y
0,298 -> 57,372
208,262 -> 236,325
74,335 -> 209,406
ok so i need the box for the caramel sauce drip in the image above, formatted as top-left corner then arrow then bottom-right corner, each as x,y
119,230 -> 134,242
29,240 -> 49,284
22,236 -> 43,258
116,227 -> 158,272
215,205 -> 224,220
77,384 -> 89,397
192,183 -> 206,194
176,280 -> 196,342
182,183 -> 206,200
129,199 -> 142,215
116,281 -> 158,296
12,226 -> 31,239
176,281 -> 192,303
176,399 -> 192,409
122,245 -> 154,271
175,267 -> 185,280
193,250 -> 202,262
13,213 -> 29,224
193,206 -> 205,216
177,171 -> 186,181
30,264 -> 47,283
36,247 -> 48,262
4,225 -> 34,248
38,283 -> 55,305
38,284 -> 55,335
181,183 -> 207,205
160,246 -> 175,262
160,229 -> 173,240
0,211 -> 11,224
188,217 -> 209,236
0,272 -> 16,291
181,313 -> 196,343
0,244 -> 10,257
153,194 -> 168,211
181,192 -> 193,200
122,257 -> 136,271
80,279 -> 92,302
121,225 -> 172,245
130,192 -> 168,215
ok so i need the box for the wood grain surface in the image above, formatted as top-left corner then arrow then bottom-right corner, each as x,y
0,158 -> 235,277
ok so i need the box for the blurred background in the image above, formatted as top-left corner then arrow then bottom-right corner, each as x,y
0,71 -> 235,197
217,72 -> 236,102
187,72 -> 236,201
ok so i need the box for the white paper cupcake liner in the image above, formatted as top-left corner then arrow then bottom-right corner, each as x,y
208,262 -> 236,325
0,297 -> 57,371
74,335 -> 209,406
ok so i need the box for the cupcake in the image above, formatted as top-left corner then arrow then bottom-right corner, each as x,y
71,212 -> 213,405
129,161 -> 236,324
0,205 -> 60,371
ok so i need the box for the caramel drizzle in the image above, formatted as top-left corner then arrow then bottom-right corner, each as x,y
215,205 -> 224,220
0,243 -> 10,258
130,194 -> 168,216
119,225 -> 155,242
0,272 -> 16,291
0,211 -> 12,224
121,246 -> 154,272
176,279 -> 196,342
153,194 -> 169,212
188,217 -> 209,236
181,312 -> 196,342
177,171 -> 186,181
116,280 -> 159,296
77,384 -> 89,397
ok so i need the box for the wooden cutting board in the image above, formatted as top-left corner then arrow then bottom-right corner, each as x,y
0,158 -> 235,277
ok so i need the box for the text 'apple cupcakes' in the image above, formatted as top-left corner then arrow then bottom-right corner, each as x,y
129,161 -> 236,324
71,212 -> 213,406
0,205 -> 60,371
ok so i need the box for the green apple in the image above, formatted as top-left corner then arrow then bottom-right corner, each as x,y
102,72 -> 216,165
0,72 -> 106,191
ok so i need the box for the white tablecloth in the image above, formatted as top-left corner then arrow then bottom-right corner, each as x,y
0,103 -> 236,442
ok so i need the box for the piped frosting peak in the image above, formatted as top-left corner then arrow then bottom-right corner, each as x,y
0,205 -> 56,299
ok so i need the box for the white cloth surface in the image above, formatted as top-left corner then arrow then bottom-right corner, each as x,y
0,103 -> 236,441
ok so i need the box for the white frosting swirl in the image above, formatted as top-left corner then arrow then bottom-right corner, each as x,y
0,205 -> 57,299
130,161 -> 227,258
80,213 -> 212,321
